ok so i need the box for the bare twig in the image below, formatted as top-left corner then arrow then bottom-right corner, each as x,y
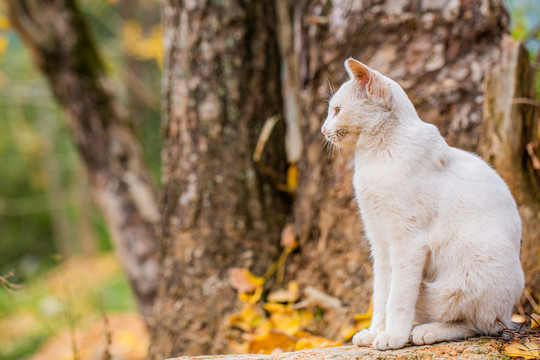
526,141 -> 540,170
513,97 -> 540,108
253,114 -> 281,163
0,271 -> 22,294
62,279 -> 79,360
524,288 -> 540,314
100,295 -> 112,360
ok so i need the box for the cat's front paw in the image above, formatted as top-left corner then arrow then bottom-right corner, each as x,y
352,329 -> 376,346
372,331 -> 409,350
411,324 -> 438,345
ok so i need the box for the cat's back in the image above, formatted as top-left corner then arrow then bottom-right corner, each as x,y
437,147 -> 521,248
444,147 -> 516,207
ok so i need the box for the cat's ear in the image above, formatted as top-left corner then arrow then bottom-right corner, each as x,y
345,58 -> 372,89
345,58 -> 388,98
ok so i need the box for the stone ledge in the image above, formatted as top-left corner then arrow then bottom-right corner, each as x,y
168,339 -> 504,360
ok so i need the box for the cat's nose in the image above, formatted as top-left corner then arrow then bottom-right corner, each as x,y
321,126 -> 326,134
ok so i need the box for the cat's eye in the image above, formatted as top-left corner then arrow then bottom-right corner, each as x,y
335,107 -> 341,115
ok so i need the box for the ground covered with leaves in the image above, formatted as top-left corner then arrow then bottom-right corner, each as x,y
2,251 -> 540,360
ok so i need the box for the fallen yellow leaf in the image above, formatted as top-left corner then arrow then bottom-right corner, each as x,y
502,341 -> 540,359
270,312 -> 300,336
286,164 -> 299,191
228,339 -> 249,354
249,331 -> 296,354
531,314 -> 540,330
229,268 -> 265,293
340,324 -> 358,341
238,286 -> 263,304
295,334 -> 342,351
229,304 -> 263,332
268,281 -> 300,303
512,314 -> 527,324
264,302 -> 293,314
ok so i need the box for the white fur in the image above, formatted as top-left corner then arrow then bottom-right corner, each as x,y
322,58 -> 524,350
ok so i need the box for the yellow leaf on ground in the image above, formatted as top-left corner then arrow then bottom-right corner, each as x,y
270,312 -> 300,336
295,334 -> 342,351
298,309 -> 314,327
286,164 -> 299,191
353,311 -> 372,330
530,314 -> 540,330
268,281 -> 300,303
341,311 -> 372,341
249,331 -> 296,354
502,341 -> 540,359
238,286 -> 263,304
229,268 -> 265,293
340,325 -> 358,342
228,339 -> 249,354
264,302 -> 293,314
512,314 -> 527,324
229,304 -> 263,332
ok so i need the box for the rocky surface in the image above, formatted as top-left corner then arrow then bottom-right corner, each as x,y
167,339 -> 505,360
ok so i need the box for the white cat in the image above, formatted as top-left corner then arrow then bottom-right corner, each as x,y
321,58 -> 524,350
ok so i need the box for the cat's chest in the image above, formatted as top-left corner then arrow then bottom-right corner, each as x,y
352,163 -> 418,215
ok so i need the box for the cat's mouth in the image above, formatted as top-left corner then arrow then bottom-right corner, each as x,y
325,128 -> 348,143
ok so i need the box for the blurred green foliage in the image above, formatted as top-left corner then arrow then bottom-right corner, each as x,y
0,0 -> 161,279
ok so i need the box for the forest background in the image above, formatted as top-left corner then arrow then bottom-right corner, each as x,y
0,0 -> 539,359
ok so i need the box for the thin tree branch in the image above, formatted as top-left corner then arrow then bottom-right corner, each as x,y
513,97 -> 540,108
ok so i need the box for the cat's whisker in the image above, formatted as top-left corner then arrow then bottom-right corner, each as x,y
321,139 -> 331,153
325,72 -> 336,99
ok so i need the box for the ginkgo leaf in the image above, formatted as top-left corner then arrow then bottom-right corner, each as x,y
286,164 -> 299,191
530,314 -> 540,330
294,334 -> 342,351
238,286 -> 263,304
267,281 -> 300,303
229,304 -> 263,332
229,268 -> 265,293
353,311 -> 372,329
512,314 -> 527,324
228,339 -> 249,354
264,302 -> 293,314
270,312 -> 300,336
249,331 -> 296,354
341,311 -> 372,341
502,341 -> 540,359
340,324 -> 358,341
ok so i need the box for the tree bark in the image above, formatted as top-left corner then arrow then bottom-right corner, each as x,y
5,0 -> 160,320
149,1 -> 290,358
479,37 -> 540,295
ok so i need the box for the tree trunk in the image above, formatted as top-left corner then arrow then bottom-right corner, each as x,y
148,1 -> 290,358
5,0 -> 160,320
479,37 -> 540,295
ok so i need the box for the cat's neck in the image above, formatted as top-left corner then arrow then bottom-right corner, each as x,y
354,114 -> 440,165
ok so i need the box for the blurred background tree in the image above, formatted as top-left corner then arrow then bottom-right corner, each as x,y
0,0 -> 161,359
0,0 -> 539,360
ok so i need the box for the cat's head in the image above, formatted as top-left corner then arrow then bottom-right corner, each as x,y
321,58 -> 415,149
